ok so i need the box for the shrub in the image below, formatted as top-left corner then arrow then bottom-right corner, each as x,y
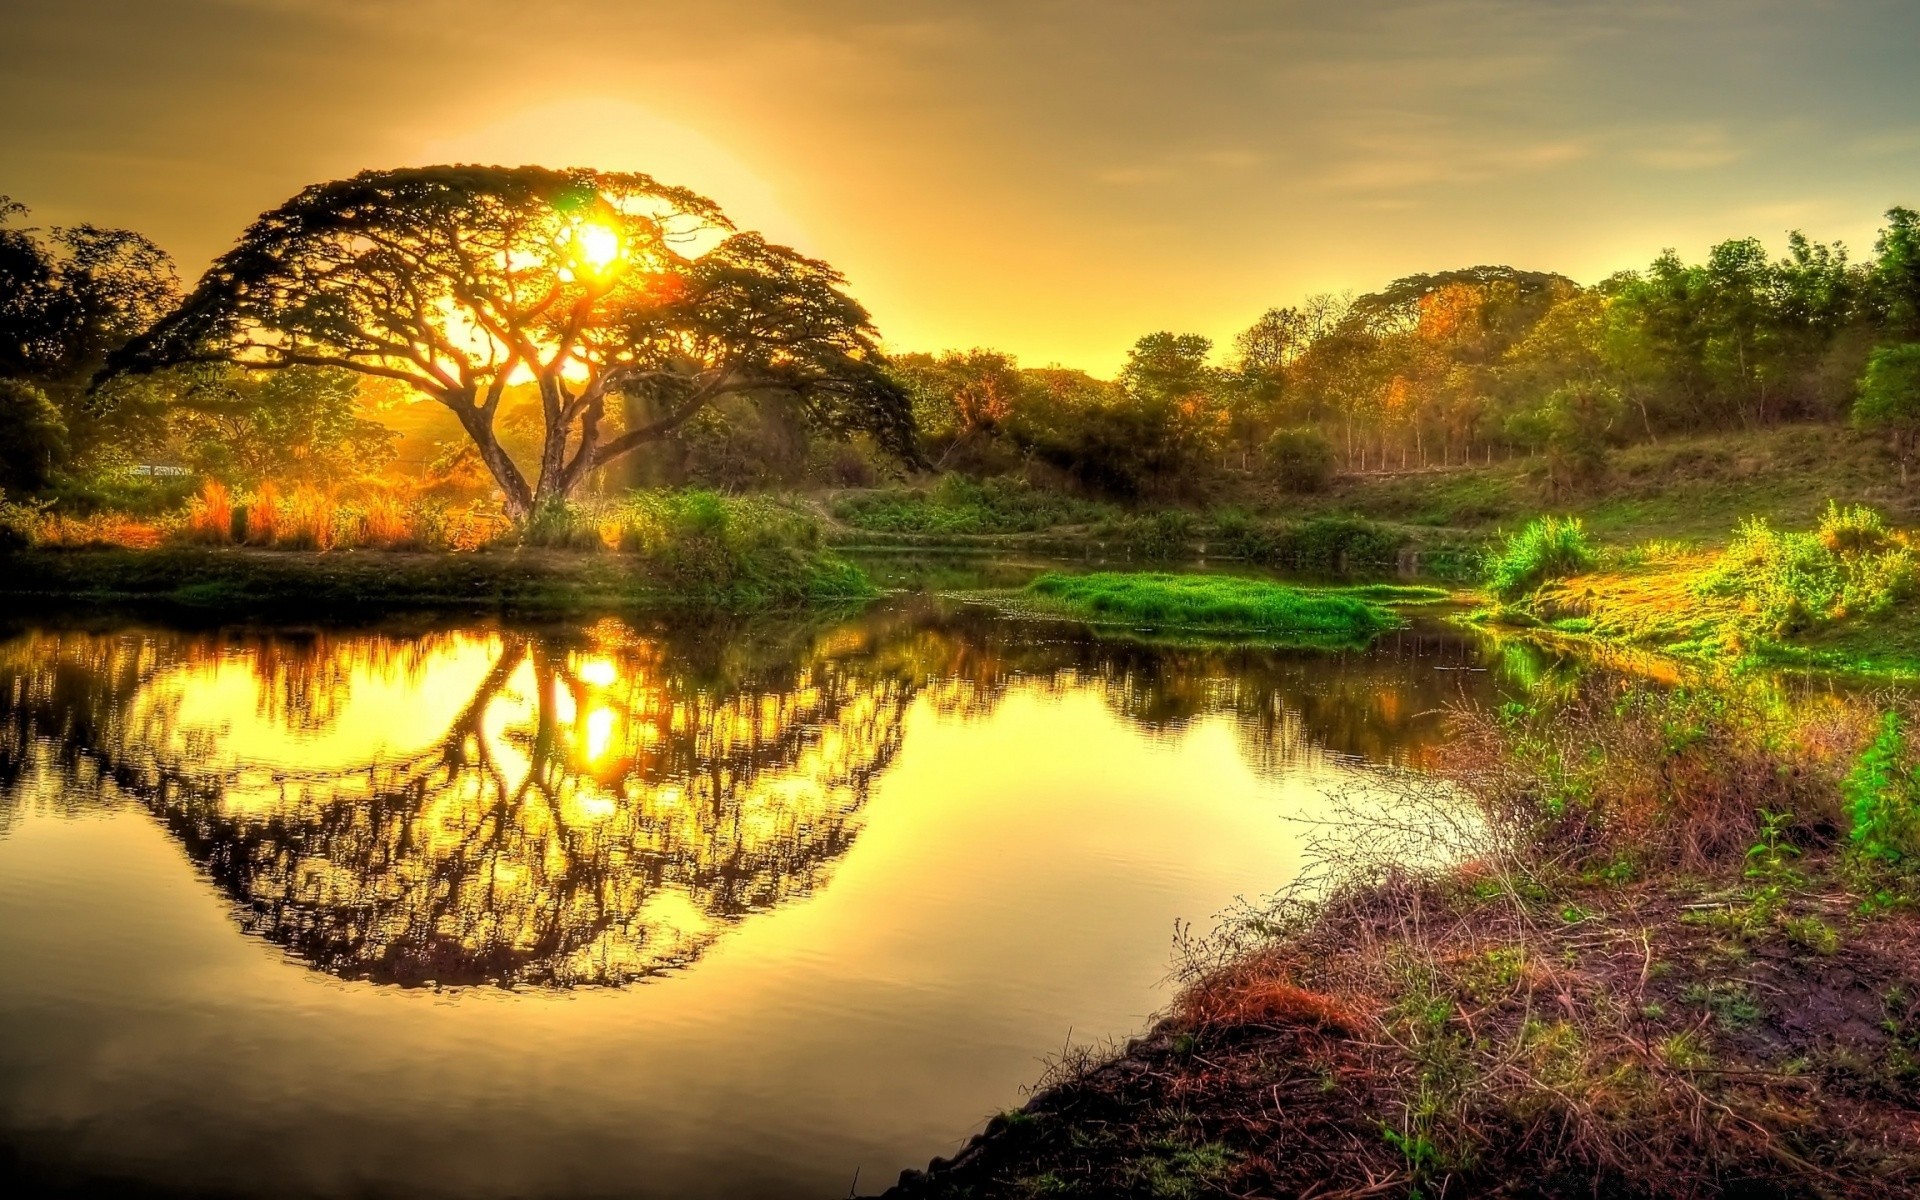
1446,678 -> 1862,870
1207,509 -> 1276,562
1275,516 -> 1401,573
1262,427 -> 1336,493
1697,502 -> 1915,637
519,497 -> 606,551
609,489 -> 870,605
833,474 -> 1109,535
1844,713 -> 1920,863
1485,516 -> 1595,601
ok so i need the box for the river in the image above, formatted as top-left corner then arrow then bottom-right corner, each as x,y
0,593 -> 1513,1198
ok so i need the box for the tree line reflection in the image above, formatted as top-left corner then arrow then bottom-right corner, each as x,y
0,602 -> 1498,989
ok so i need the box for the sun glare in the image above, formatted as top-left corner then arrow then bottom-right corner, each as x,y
569,220 -> 624,274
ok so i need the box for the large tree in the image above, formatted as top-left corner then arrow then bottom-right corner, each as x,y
108,166 -> 914,517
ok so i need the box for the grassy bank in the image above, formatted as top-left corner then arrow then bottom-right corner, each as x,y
1012,572 -> 1443,647
826,426 -> 1913,578
0,489 -> 877,615
884,676 -> 1920,1199
0,546 -> 876,615
1483,506 -> 1920,681
1289,424 -> 1916,543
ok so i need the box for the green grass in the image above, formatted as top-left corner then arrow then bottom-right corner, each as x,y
1020,572 -> 1404,646
1485,516 -> 1597,601
1485,503 -> 1920,680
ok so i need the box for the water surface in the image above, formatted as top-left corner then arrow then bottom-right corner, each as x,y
0,597 -> 1503,1198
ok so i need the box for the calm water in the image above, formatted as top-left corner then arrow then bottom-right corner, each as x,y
0,595 -> 1507,1198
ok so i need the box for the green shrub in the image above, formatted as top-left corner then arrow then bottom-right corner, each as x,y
609,489 -> 870,605
1844,713 -> 1920,863
1275,515 -> 1402,573
519,498 -> 605,551
1485,516 -> 1596,601
1697,502 -> 1915,638
1262,427 -> 1336,493
1095,509 -> 1199,560
1208,508 -> 1276,561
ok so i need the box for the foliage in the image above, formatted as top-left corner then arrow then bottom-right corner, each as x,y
106,166 -> 914,517
0,377 -> 68,492
1485,517 -> 1596,601
0,196 -> 179,489
1262,426 -> 1335,493
833,474 -> 1112,534
166,365 -> 396,486
1844,713 -> 1920,863
607,489 -> 872,605
1697,502 -> 1915,639
1022,572 -> 1399,645
1854,342 -> 1920,481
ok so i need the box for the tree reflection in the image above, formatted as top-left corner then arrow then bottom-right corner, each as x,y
0,601 -> 1499,988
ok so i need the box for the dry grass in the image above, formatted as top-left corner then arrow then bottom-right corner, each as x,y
888,677 -> 1920,1200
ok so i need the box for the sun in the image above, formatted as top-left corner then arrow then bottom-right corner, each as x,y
567,220 -> 624,274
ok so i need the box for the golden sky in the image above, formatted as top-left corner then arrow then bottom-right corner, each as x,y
5,0 -> 1920,372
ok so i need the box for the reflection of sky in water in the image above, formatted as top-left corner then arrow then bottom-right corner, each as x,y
0,601 -> 1501,1199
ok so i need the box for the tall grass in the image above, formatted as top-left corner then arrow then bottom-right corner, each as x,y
1484,516 -> 1595,600
1023,571 -> 1399,645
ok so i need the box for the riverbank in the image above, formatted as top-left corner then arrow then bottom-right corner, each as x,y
879,673 -> 1920,1199
825,426 -> 1915,570
0,545 -> 876,616
1479,504 -> 1920,683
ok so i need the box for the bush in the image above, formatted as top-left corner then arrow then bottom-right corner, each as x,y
1274,516 -> 1401,573
1094,509 -> 1200,561
1485,516 -> 1596,601
1447,678 -> 1860,870
519,497 -> 606,552
1696,502 -> 1915,638
1844,713 -> 1920,863
1262,427 -> 1336,493
609,489 -> 871,605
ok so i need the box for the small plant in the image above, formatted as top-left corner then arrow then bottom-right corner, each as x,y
1484,516 -> 1595,601
1783,915 -> 1840,955
1844,713 -> 1920,864
1682,980 -> 1760,1031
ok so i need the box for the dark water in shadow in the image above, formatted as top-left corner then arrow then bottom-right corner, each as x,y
0,595 -> 1509,1198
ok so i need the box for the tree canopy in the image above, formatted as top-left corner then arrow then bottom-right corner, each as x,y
107,166 -> 914,516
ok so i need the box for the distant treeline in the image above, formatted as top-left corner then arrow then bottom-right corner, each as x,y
893,206 -> 1920,498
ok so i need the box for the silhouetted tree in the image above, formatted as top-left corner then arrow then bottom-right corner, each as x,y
108,167 -> 914,518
